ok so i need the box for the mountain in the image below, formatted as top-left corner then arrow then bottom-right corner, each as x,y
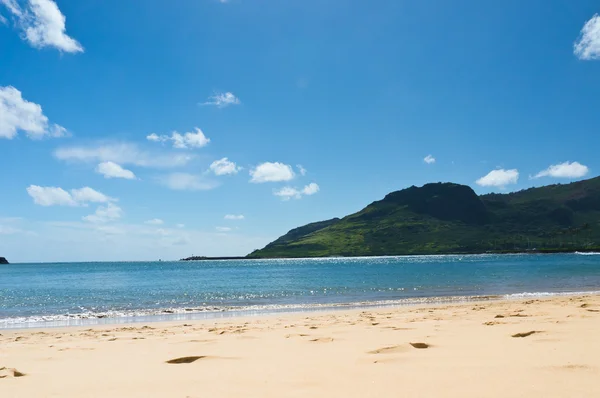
248,177 -> 600,258
0,257 -> 8,264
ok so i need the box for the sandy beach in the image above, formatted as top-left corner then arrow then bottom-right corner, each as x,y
1,294 -> 600,397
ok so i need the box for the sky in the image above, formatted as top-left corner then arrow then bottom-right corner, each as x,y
1,0 -> 600,262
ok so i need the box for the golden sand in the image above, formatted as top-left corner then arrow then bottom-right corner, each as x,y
1,295 -> 600,397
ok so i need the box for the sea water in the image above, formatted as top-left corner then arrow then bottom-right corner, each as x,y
1,254 -> 600,329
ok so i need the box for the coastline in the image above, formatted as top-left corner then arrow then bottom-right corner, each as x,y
2,294 -> 600,397
180,249 -> 600,261
3,289 -> 600,331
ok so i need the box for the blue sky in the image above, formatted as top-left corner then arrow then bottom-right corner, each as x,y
1,0 -> 600,262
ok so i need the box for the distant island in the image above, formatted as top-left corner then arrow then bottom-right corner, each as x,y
0,257 -> 9,265
246,176 -> 600,258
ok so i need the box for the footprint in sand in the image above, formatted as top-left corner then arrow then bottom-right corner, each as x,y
166,356 -> 207,364
285,333 -> 310,339
511,331 -> 542,338
0,367 -> 26,378
310,337 -> 334,343
368,345 -> 409,355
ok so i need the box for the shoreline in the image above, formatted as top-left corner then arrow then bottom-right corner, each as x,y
2,293 -> 600,397
3,288 -> 600,331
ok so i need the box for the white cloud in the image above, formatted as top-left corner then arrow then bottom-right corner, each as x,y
145,218 -> 164,225
176,223 -> 185,228
274,187 -> 302,200
0,85 -> 67,139
147,127 -> 210,149
202,92 -> 240,108
302,182 -> 320,195
0,13 -> 7,24
297,164 -> 307,176
0,0 -> 21,16
1,0 -> 83,53
71,187 -> 114,204
216,226 -> 232,232
95,161 -> 136,180
83,203 -> 123,223
274,183 -> 320,200
250,162 -> 295,183
26,185 -> 114,207
210,157 -> 241,176
224,214 -> 244,220
533,161 -> 589,179
424,154 -> 436,164
54,143 -> 193,168
476,169 -> 519,188
159,173 -> 219,191
574,14 -> 600,60
26,185 -> 77,206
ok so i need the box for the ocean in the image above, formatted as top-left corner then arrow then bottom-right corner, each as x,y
1,253 -> 600,329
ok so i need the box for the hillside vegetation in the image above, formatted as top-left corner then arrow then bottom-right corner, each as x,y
248,177 -> 600,258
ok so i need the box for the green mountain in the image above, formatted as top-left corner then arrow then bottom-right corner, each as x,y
248,177 -> 600,258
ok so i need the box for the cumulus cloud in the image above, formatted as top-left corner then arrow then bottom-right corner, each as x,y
147,127 -> 210,149
210,157 -> 241,175
574,14 -> 600,60
145,218 -> 164,225
95,161 -> 136,180
83,203 -> 123,223
274,183 -> 320,200
533,161 -> 589,179
0,85 -> 68,139
476,169 -> 519,188
0,0 -> 83,53
201,92 -> 240,108
54,143 -> 193,168
302,182 -> 320,195
424,154 -> 436,164
158,173 -> 219,191
26,185 -> 113,206
250,162 -> 295,183
26,186 -> 76,206
224,214 -> 244,220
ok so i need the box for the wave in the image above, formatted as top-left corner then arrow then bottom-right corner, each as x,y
502,290 -> 600,299
2,290 -> 600,329
575,252 -> 600,256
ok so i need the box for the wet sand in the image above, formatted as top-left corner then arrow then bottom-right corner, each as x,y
1,294 -> 600,397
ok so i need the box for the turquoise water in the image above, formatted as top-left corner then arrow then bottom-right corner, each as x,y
1,254 -> 600,328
